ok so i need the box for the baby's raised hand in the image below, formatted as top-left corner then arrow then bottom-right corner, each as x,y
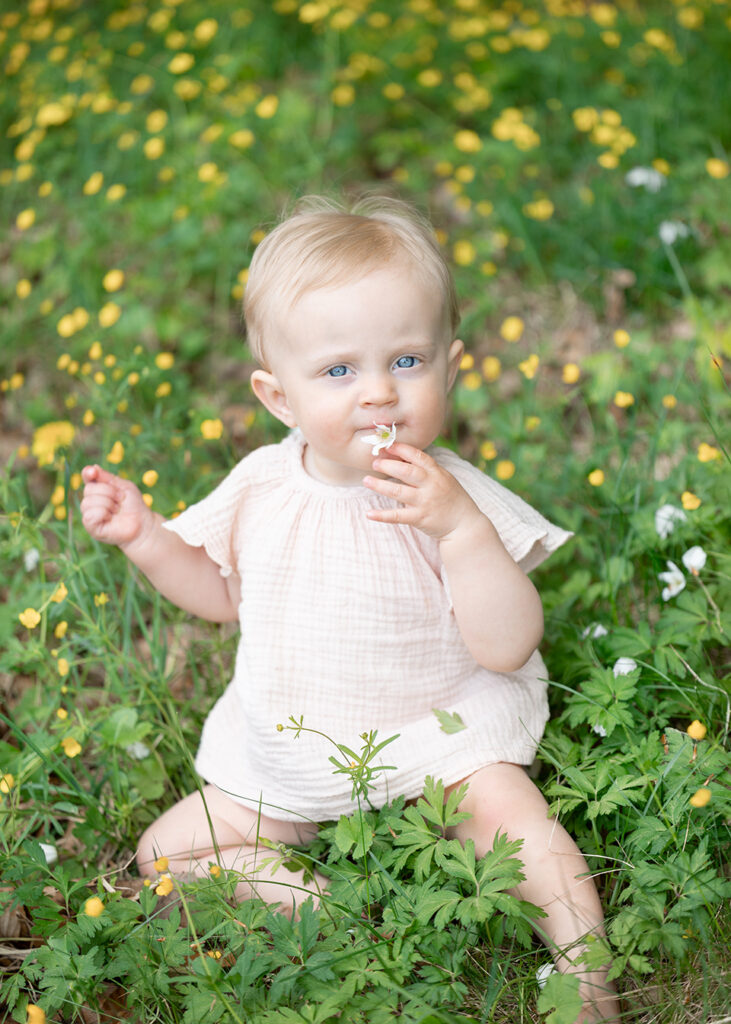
80,465 -> 154,550
363,443 -> 481,541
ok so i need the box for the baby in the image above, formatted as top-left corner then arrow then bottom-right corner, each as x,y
81,195 -> 619,1021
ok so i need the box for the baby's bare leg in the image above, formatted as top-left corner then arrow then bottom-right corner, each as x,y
447,763 -> 620,1023
137,784 -> 326,914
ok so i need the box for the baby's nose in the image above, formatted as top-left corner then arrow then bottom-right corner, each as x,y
359,372 -> 397,407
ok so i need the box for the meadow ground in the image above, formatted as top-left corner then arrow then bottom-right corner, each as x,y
1,2 -> 729,1022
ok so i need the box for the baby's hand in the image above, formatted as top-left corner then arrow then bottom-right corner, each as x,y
80,465 -> 154,549
363,443 -> 481,541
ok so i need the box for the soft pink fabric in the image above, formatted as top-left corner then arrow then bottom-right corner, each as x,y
163,431 -> 572,822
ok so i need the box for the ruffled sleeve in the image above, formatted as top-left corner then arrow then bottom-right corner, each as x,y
162,445 -> 273,578
432,446 -> 573,571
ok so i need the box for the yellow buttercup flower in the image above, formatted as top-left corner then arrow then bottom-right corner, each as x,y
200,418 -> 224,440
155,352 -> 175,370
462,371 -> 482,391
588,469 -> 605,486
562,363 -> 580,384
16,208 -> 36,230
706,158 -> 729,180
680,491 -> 701,510
480,440 -> 497,460
57,658 -> 69,677
496,460 -> 515,481
482,356 -> 501,382
31,421 -> 75,466
500,316 -> 524,342
453,239 -> 476,266
689,787 -> 711,808
168,52 -> 194,74
697,443 -> 719,462
62,736 -> 82,758
154,855 -> 169,872
155,875 -> 174,896
613,390 -> 634,408
454,129 -> 482,153
687,720 -> 707,741
83,172 -> 104,196
613,329 -> 630,348
209,863 -> 222,878
19,607 -> 41,629
26,1004 -> 46,1024
84,896 -> 104,916
142,470 -> 159,487
99,302 -> 121,328
518,354 -> 539,379
51,582 -> 68,603
107,441 -> 124,464
0,773 -> 15,794
255,95 -> 279,119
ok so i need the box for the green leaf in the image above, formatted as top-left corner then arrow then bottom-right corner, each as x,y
432,708 -> 467,734
536,971 -> 583,1024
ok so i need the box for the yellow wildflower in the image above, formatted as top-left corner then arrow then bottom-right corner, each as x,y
525,416 -> 541,432
194,18 -> 218,42
83,896 -> 104,916
706,157 -> 729,179
689,787 -> 711,808
332,84 -> 355,106
523,198 -> 554,221
613,391 -> 635,408
462,371 -> 482,391
453,239 -> 476,266
255,95 -> 279,119
662,394 -> 677,409
687,720 -> 707,741
62,736 -> 82,758
562,363 -> 581,384
57,708 -> 68,720
460,354 -> 474,370
55,621 -> 68,639
480,441 -> 497,461
142,470 -> 159,487
107,441 -> 124,465
154,855 -> 169,872
156,875 -> 174,896
496,460 -> 515,481
0,774 -> 15,794
26,1004 -> 46,1024
209,864 -> 222,878
697,443 -> 719,462
19,607 -> 41,629
83,172 -> 104,196
94,593 -> 109,606
482,356 -> 501,381
57,658 -> 69,677
500,316 -> 524,342
681,491 -> 701,510
51,582 -> 68,603
613,329 -> 630,348
454,129 -> 482,153
588,469 -> 605,487
200,418 -> 224,440
156,382 -> 172,398
155,352 -> 175,370
16,279 -> 32,299
229,129 -> 254,150
99,302 -> 121,328
168,52 -> 194,74
16,208 -> 36,230
518,354 -> 539,379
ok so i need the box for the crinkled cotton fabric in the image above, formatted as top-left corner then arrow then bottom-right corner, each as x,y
163,431 -> 572,822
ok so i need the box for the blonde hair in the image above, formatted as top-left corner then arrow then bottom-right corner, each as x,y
243,194 -> 460,367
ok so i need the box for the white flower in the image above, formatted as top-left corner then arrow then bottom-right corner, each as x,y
682,546 -> 707,576
625,166 -> 666,192
655,504 -> 687,539
125,741 -> 151,760
613,657 -> 638,677
658,220 -> 690,246
582,623 -> 609,639
536,962 -> 558,989
658,560 -> 685,601
39,842 -> 58,866
361,422 -> 397,455
593,723 -> 608,738
24,547 -> 40,572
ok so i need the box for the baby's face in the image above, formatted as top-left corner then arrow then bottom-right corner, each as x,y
265,263 -> 463,486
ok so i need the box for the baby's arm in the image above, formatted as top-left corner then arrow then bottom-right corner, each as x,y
80,465 -> 240,622
363,444 -> 543,672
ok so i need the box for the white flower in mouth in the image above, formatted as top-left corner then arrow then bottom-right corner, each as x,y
361,422 -> 397,455
682,546 -> 706,576
658,560 -> 685,601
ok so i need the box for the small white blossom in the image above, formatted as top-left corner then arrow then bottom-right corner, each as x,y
658,220 -> 690,246
625,166 -> 666,192
593,723 -> 608,738
361,422 -> 397,455
582,623 -> 609,640
613,657 -> 638,677
658,560 -> 685,601
682,546 -> 707,576
655,504 -> 687,539
536,962 -> 558,989
125,741 -> 151,760
24,547 -> 41,572
39,842 -> 58,866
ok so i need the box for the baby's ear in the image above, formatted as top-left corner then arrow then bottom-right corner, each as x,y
447,338 -> 465,391
250,370 -> 297,428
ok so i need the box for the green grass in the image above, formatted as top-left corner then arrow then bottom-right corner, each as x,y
1,1 -> 730,1021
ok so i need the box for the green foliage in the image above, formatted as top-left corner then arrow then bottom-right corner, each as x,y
1,0 -> 730,1021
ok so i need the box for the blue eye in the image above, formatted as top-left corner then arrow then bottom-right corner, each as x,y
395,355 -> 419,369
327,365 -> 349,377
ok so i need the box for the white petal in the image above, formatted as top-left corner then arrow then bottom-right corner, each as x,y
125,741 -> 151,760
536,963 -> 558,989
39,842 -> 58,865
24,547 -> 41,572
682,546 -> 707,573
655,504 -> 686,539
613,657 -> 637,677
593,723 -> 608,738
